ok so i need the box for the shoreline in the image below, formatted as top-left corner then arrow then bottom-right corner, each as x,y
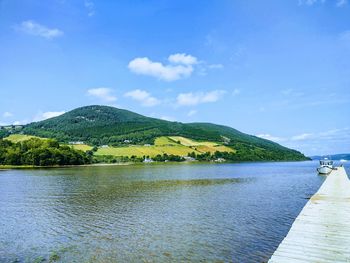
0,162 -> 133,170
0,159 -> 313,170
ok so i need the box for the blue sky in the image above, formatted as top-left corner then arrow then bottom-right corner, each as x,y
0,0 -> 349,155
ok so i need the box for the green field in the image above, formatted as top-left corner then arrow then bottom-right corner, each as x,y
96,136 -> 234,157
70,144 -> 93,151
5,134 -> 42,143
95,144 -> 201,157
3,134 -> 235,158
154,136 -> 178,146
168,136 -> 235,153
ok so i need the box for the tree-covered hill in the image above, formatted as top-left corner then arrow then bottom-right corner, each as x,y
19,105 -> 309,161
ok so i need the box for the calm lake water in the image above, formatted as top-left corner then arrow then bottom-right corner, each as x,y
1,161 -> 346,263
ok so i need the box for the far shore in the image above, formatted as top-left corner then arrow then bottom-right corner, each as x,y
0,159 -> 315,170
0,162 -> 133,170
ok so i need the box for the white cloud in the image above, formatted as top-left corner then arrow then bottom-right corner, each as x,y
168,53 -> 198,65
318,128 -> 350,139
84,0 -> 95,16
128,53 -> 198,82
291,133 -> 314,141
3,112 -> 13,118
128,53 -> 224,81
257,128 -> 349,144
285,128 -> 350,155
87,88 -> 117,102
336,0 -> 347,7
18,20 -> 63,39
187,110 -> 197,117
128,57 -> 194,81
176,90 -> 226,106
124,89 -> 160,107
33,111 -> 65,122
256,128 -> 350,155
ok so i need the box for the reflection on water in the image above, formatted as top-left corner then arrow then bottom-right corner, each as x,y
0,162 -> 329,262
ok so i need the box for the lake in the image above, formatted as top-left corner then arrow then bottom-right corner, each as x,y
1,161 -> 343,262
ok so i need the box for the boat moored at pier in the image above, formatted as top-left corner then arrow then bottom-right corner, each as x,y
317,158 -> 333,175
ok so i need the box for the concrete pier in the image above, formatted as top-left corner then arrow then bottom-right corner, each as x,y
269,166 -> 350,263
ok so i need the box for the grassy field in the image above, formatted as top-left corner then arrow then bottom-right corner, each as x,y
96,136 -> 234,157
168,136 -> 208,146
70,144 -> 93,151
168,136 -> 235,153
3,134 -> 234,158
5,134 -> 42,143
95,144 -> 201,157
154,136 -> 178,146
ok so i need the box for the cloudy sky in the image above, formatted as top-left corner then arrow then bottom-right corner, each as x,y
0,0 -> 349,155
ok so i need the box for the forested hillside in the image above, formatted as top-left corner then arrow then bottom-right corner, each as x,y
11,105 -> 309,161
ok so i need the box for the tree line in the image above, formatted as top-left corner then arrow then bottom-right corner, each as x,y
0,138 -> 91,166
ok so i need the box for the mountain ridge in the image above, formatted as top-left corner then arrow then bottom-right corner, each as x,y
4,105 -> 309,161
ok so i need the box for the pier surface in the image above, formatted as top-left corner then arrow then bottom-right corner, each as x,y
269,166 -> 350,263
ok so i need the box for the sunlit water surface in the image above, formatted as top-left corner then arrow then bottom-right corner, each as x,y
1,161 -> 345,262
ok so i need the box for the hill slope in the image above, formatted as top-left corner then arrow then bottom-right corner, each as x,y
19,105 -> 308,161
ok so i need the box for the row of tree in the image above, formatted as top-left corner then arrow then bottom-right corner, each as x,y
0,138 -> 91,166
93,153 -> 186,163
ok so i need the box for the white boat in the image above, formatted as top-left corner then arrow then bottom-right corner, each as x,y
317,158 -> 333,175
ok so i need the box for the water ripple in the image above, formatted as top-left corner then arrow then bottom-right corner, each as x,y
0,162 -> 325,263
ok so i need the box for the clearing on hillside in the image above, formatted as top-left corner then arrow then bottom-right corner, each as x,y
95,144 -> 201,158
5,134 -> 42,143
95,136 -> 234,157
70,144 -> 93,151
168,136 -> 235,153
154,136 -> 178,146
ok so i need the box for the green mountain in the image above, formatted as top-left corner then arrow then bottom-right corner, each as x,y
16,105 -> 308,161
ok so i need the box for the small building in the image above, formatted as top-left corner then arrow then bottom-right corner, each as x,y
183,156 -> 196,162
143,158 -> 154,163
69,141 -> 85,145
215,158 -> 226,163
144,144 -> 151,147
100,145 -> 109,148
